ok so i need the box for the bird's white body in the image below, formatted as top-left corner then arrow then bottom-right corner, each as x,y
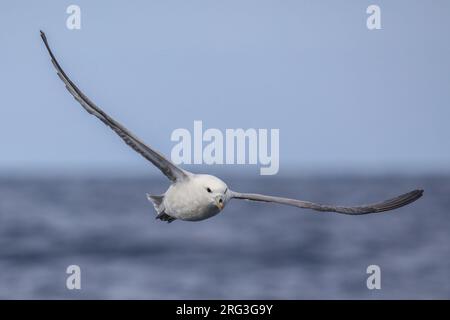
154,174 -> 229,221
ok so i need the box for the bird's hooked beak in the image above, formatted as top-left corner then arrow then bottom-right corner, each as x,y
215,195 -> 225,210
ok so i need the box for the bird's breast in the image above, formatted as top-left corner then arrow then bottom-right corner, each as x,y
163,182 -> 220,221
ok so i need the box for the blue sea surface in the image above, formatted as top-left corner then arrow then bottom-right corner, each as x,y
0,174 -> 448,299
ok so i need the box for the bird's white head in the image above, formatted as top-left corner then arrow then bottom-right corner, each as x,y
192,174 -> 229,212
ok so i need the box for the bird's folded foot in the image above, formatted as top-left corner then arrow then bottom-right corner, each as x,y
156,212 -> 176,223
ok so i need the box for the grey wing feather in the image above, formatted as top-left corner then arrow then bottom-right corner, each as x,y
230,189 -> 423,215
40,31 -> 189,182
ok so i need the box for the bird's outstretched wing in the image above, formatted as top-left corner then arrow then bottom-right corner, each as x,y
229,189 -> 423,215
40,31 -> 189,182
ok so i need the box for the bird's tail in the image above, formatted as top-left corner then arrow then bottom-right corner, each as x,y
146,194 -> 165,214
146,194 -> 176,223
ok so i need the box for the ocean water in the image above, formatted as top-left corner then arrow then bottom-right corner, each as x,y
0,174 -> 448,299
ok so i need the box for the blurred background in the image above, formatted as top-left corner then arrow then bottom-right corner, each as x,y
0,0 -> 449,299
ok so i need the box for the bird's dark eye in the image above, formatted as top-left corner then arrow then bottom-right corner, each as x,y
206,187 -> 212,193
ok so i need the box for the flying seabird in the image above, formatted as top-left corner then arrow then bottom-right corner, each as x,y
40,31 -> 423,223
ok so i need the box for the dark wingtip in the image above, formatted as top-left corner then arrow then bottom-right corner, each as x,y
40,30 -> 46,42
370,188 -> 424,213
404,189 -> 424,203
414,189 -> 424,198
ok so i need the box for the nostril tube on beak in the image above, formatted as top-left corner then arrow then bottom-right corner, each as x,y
215,196 -> 225,209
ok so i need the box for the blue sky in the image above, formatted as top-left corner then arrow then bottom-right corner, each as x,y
0,1 -> 449,175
